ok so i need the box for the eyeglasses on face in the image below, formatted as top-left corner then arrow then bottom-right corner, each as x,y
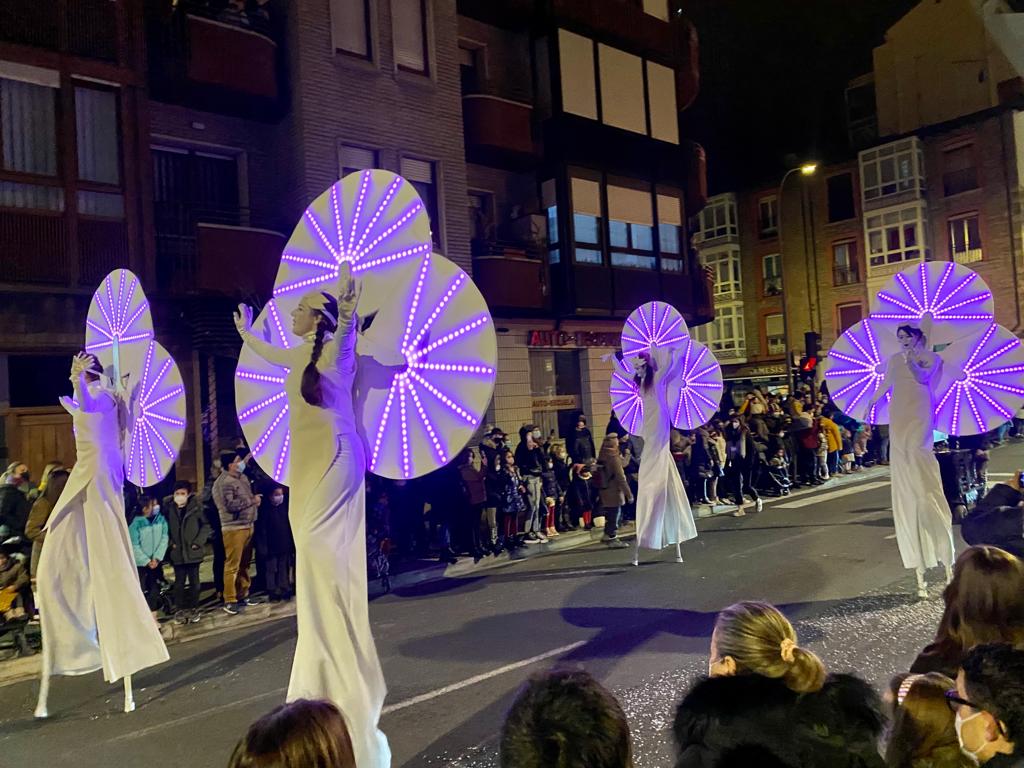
945,689 -> 982,713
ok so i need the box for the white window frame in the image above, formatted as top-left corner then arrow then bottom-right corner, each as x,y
692,193 -> 737,242
864,202 -> 927,271
758,195 -> 778,236
693,302 -> 746,360
702,246 -> 742,300
858,137 -> 925,202
949,213 -> 983,264
765,313 -> 785,356
762,252 -> 782,295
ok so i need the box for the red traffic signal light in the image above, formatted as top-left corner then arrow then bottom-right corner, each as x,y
800,356 -> 817,372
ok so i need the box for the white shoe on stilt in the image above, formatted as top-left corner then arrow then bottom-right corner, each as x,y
915,569 -> 928,600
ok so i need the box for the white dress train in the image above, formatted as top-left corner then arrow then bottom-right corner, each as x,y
241,317 -> 390,768
635,346 -> 699,551
36,382 -> 169,684
886,352 -> 955,570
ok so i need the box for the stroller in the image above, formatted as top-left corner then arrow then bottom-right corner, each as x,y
760,450 -> 792,496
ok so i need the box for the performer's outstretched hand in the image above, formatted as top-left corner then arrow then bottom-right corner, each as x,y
337,262 -> 360,322
234,303 -> 254,335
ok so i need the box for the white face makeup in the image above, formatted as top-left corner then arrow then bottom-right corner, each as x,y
291,299 -> 318,336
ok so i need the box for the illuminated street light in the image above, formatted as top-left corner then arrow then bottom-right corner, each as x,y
800,163 -> 818,175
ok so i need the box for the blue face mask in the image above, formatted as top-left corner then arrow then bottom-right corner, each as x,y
236,460 -> 247,474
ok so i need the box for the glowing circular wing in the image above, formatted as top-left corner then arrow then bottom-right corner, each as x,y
235,298 -> 294,485
85,269 -> 154,377
122,340 -> 186,487
620,301 -> 689,357
824,318 -> 900,424
272,170 -> 432,326
609,355 -> 643,436
668,338 -> 723,430
870,262 -> 994,345
933,323 -> 1024,436
355,253 -> 497,479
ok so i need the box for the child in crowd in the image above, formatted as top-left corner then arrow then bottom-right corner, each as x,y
550,442 -> 575,531
497,451 -> 528,551
540,456 -> 561,539
841,428 -> 856,473
568,464 -> 594,530
816,423 -> 830,481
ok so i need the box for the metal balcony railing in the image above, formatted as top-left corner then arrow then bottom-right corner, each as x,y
952,247 -> 983,265
154,201 -> 254,288
833,265 -> 861,285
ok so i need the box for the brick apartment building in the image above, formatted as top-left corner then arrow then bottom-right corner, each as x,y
691,0 -> 1024,402
0,0 -> 712,482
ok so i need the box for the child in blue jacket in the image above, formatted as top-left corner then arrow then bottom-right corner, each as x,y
128,495 -> 169,617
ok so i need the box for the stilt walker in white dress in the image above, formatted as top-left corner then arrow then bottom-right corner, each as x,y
872,324 -> 955,599
632,345 -> 698,567
34,353 -> 169,717
235,263 -> 390,768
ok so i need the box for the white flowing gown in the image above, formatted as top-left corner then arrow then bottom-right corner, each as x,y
36,382 -> 169,682
886,352 -> 955,570
241,316 -> 390,768
635,346 -> 698,550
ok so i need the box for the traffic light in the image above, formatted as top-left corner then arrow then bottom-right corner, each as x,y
804,331 -> 820,360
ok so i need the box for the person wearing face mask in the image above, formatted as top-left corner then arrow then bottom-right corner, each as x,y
254,485 -> 294,602
673,601 -> 885,768
164,481 -> 211,624
515,425 -> 548,544
212,449 -> 262,615
128,495 -> 169,621
0,462 -> 31,545
951,643 -> 1024,767
884,672 -> 967,768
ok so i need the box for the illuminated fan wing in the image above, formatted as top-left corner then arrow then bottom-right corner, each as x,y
934,323 -> 1024,436
620,301 -> 688,358
870,262 -> 994,346
668,338 -> 723,430
122,340 -> 186,487
824,318 -> 900,424
609,355 -> 644,436
85,269 -> 154,381
355,252 -> 497,480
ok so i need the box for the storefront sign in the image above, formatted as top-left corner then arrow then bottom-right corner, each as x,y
527,330 -> 619,348
723,362 -> 788,380
532,395 -> 581,410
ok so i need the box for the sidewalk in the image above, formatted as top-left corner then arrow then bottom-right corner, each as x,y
0,464 -> 891,686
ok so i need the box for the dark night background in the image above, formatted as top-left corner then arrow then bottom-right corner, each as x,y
683,0 -> 922,192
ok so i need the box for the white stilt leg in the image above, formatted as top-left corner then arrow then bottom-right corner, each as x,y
34,663 -> 50,719
123,674 -> 135,713
631,537 -> 639,567
944,563 -> 954,585
674,543 -> 683,563
915,568 -> 928,599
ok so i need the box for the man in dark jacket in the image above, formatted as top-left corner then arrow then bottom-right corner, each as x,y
165,480 -> 211,623
572,416 -> 596,464
515,425 -> 547,543
955,643 -> 1024,767
961,471 -> 1024,558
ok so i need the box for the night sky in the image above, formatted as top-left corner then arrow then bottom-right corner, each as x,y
683,0 -> 921,192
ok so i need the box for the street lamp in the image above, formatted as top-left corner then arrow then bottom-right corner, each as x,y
778,161 -> 817,395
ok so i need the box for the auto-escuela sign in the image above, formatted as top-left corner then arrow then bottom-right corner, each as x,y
527,330 -> 619,347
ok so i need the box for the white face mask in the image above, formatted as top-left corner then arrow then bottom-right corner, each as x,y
533,430 -> 542,439
270,494 -> 285,506
151,504 -> 161,516
173,493 -> 188,508
954,710 -> 985,766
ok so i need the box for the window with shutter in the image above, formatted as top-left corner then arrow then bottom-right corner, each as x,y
401,156 -> 440,247
338,144 -> 377,177
331,0 -> 371,58
393,0 -> 428,74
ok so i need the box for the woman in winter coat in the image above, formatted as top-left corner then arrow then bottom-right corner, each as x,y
674,601 -> 885,768
724,419 -> 762,517
164,481 -> 212,623
458,448 -> 489,561
25,469 -> 70,579
597,434 -> 633,548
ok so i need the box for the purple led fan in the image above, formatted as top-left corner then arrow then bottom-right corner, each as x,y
870,262 -> 995,346
355,252 -> 497,480
933,323 -> 1024,436
668,338 -> 723,430
824,318 -> 898,425
272,169 -> 432,323
620,301 -> 689,358
609,355 -> 644,435
235,298 -> 294,484
122,340 -> 187,487
84,270 -> 184,487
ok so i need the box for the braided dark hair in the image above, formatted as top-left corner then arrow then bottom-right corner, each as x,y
301,320 -> 328,407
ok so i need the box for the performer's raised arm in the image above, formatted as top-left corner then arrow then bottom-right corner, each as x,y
234,303 -> 293,367
323,262 -> 359,371
69,353 -> 113,413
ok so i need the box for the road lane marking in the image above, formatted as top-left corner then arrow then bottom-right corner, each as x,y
773,481 -> 890,509
381,640 -> 587,715
105,640 -> 588,744
728,507 -> 891,559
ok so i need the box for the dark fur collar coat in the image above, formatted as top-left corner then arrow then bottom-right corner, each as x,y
673,673 -> 886,768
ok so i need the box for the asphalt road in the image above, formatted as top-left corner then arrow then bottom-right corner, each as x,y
3,443 -> 1022,767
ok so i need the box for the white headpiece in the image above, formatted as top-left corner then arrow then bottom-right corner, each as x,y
302,291 -> 339,327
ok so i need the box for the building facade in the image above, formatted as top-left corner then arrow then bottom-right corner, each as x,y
1,0 -> 712,479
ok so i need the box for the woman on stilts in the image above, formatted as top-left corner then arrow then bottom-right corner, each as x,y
631,345 -> 698,566
35,353 -> 169,717
235,263 -> 390,768
872,323 -> 955,598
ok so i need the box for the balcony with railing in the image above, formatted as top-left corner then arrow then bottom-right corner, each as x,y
146,0 -> 282,120
0,0 -> 122,62
833,264 -> 861,286
463,94 -> 538,169
155,202 -> 283,298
